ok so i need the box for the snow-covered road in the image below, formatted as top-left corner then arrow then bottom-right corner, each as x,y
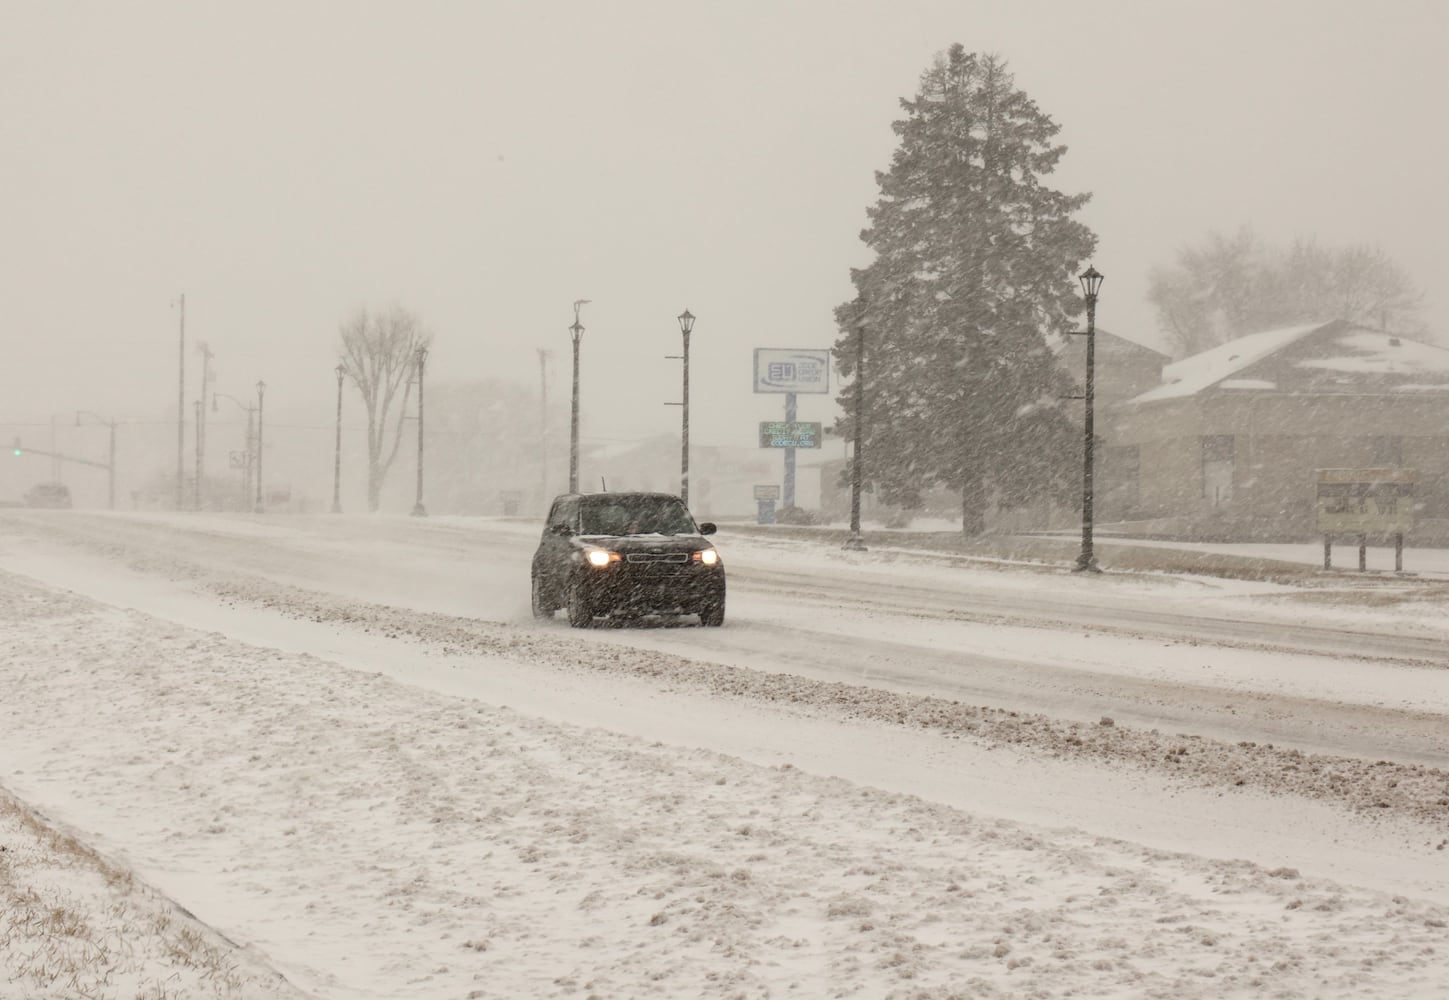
2,510 -> 1447,998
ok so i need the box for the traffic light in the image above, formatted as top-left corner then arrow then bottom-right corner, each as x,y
11,437 -> 21,456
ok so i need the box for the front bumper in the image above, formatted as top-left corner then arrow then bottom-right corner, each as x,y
576,565 -> 725,616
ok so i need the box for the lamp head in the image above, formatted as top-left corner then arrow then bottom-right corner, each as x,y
677,309 -> 696,336
1079,266 -> 1104,302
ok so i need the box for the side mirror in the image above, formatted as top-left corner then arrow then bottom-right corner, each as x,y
550,523 -> 573,537
698,522 -> 717,535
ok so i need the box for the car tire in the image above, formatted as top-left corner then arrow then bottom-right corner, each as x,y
699,596 -> 725,627
531,573 -> 555,619
566,581 -> 594,629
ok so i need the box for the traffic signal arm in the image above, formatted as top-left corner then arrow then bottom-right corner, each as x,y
10,439 -> 109,470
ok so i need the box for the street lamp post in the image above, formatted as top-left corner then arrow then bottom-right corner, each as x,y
677,309 -> 695,505
333,363 -> 346,514
411,346 -> 428,517
195,342 -> 213,511
254,380 -> 266,513
175,293 -> 185,510
844,320 -> 868,552
568,299 -> 589,494
193,399 -> 203,507
1073,265 -> 1104,573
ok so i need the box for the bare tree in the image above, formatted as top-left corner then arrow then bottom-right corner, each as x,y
338,304 -> 432,511
1148,228 -> 1425,357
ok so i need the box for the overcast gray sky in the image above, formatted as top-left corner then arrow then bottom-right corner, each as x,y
4,0 -> 1445,452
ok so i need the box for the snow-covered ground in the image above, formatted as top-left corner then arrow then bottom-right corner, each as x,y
2,510 -> 1447,998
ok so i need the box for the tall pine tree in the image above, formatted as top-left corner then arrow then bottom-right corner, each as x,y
834,46 -> 1096,535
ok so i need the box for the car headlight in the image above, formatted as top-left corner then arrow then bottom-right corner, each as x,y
585,548 -> 618,568
694,548 -> 719,566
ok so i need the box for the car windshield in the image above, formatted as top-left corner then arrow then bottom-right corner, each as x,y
579,496 -> 696,536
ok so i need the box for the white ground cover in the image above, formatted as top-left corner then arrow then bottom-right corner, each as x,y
2,513 -> 1448,998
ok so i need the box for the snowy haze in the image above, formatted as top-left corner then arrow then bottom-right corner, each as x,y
4,0 -> 1447,454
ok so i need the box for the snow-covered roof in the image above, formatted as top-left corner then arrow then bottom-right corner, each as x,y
1128,323 -> 1325,404
1125,323 -> 1449,405
1296,331 -> 1449,377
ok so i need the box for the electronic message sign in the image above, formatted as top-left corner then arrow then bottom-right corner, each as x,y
759,421 -> 822,448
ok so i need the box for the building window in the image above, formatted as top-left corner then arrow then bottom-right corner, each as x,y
1201,435 -> 1234,506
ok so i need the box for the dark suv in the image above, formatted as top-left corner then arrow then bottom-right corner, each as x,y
531,492 -> 725,627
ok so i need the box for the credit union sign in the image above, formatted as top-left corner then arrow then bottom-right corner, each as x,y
753,349 -> 830,394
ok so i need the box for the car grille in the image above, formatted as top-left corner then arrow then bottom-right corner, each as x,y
625,552 -> 690,564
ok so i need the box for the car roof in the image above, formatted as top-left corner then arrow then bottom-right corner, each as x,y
557,492 -> 683,502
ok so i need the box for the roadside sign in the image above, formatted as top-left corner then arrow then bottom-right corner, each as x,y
752,484 -> 781,500
759,421 -> 822,448
753,349 -> 830,394
1316,468 -> 1415,534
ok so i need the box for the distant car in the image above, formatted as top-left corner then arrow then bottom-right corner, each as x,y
531,491 -> 725,627
23,482 -> 72,509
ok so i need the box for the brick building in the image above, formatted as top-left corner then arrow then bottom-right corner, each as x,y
1104,321 -> 1449,542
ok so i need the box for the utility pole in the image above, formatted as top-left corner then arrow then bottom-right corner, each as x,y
537,348 -> 550,509
568,299 -> 590,494
844,321 -> 868,551
411,346 -> 428,517
195,342 -> 213,510
332,363 -> 346,514
244,404 -> 255,508
254,380 -> 265,513
175,293 -> 185,510
106,417 -> 116,510
193,399 -> 203,507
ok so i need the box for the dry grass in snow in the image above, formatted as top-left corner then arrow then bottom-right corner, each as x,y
0,785 -> 299,999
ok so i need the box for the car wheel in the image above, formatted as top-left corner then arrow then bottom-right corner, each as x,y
566,581 -> 594,628
531,573 -> 555,619
699,596 -> 725,627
